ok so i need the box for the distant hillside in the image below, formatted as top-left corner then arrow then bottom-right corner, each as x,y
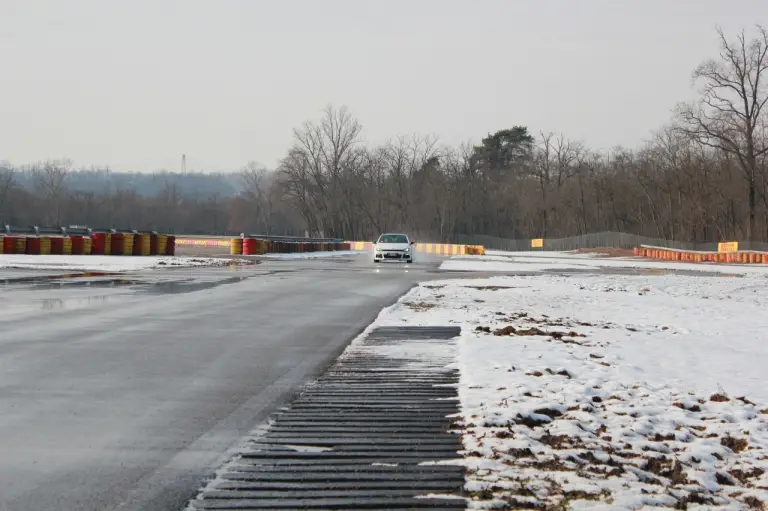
12,170 -> 242,198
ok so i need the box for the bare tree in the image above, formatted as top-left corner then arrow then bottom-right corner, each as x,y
239,161 -> 273,232
29,159 -> 72,225
0,162 -> 15,223
287,105 -> 363,236
677,26 -> 768,239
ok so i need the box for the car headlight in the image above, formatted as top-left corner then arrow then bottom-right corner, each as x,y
404,247 -> 410,252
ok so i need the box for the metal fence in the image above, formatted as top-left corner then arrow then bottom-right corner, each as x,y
456,231 -> 768,252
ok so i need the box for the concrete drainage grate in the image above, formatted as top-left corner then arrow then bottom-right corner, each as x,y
366,326 -> 461,341
190,326 -> 465,510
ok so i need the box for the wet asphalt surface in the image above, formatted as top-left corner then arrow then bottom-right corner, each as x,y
0,250 -> 734,511
0,252 -> 475,511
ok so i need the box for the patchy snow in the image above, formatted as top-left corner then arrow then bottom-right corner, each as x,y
257,250 -> 362,260
372,272 -> 768,509
0,255 -> 235,272
443,251 -> 768,276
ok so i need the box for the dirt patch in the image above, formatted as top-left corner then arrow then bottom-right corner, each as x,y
710,393 -> 730,402
729,467 -> 765,484
721,436 -> 749,453
402,301 -> 436,311
493,325 -> 585,340
673,402 -> 702,412
465,285 -> 514,291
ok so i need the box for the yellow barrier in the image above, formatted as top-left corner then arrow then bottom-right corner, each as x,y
136,234 -> 151,256
230,238 -> 243,255
39,237 -> 52,255
175,238 -> 231,248
122,233 -> 135,255
156,234 -> 167,255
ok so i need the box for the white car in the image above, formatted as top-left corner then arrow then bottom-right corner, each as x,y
372,233 -> 415,264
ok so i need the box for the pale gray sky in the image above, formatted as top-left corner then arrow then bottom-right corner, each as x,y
1,0 -> 766,172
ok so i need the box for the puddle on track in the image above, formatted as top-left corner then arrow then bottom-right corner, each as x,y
41,295 -> 119,310
140,276 -> 251,295
0,271 -> 124,287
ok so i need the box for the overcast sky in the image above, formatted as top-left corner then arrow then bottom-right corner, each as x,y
1,0 -> 766,172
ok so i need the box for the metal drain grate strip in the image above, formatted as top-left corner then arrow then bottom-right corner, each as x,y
190,326 -> 465,510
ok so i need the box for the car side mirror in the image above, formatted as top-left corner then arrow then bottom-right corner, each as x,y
372,241 -> 377,244
410,241 -> 415,245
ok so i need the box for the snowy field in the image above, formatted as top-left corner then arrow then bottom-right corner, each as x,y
0,251 -> 362,272
442,250 -> 768,276
0,255 -> 236,272
370,256 -> 768,508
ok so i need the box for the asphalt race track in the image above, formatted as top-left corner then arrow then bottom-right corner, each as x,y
0,253 -> 463,511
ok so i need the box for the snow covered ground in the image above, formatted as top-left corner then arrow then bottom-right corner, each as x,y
442,250 -> 768,276
370,265 -> 768,508
0,255 -> 235,272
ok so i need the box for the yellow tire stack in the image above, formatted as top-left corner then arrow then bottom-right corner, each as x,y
137,234 -> 151,255
62,237 -> 73,255
156,234 -> 167,255
39,237 -> 52,255
230,237 -> 243,255
122,234 -> 135,255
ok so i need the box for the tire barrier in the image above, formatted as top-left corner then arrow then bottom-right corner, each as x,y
634,245 -> 768,264
110,234 -> 124,255
134,233 -> 151,256
25,237 -> 40,255
230,237 -> 243,255
243,238 -> 268,255
70,235 -> 86,255
122,233 -> 135,256
156,234 -> 168,256
50,237 -> 63,255
0,226 -> 180,258
166,236 -> 176,256
91,232 -> 108,255
39,236 -> 52,255
223,237 -> 351,256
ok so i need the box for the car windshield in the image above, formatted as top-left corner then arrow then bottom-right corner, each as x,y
378,234 -> 408,244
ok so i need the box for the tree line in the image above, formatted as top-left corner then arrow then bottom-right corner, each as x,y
2,27 -> 767,242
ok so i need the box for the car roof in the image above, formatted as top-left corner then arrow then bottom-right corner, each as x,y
379,233 -> 408,237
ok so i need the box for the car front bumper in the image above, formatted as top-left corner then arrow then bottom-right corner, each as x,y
374,251 -> 412,261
